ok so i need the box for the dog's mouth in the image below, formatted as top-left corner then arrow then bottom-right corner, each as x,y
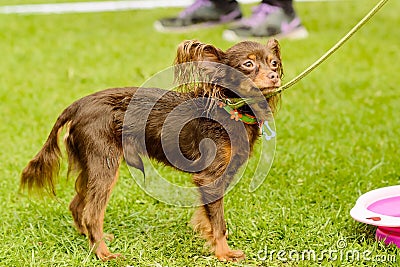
260,86 -> 280,96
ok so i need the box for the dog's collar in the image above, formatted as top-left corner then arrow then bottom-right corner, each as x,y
217,99 -> 257,125
217,98 -> 276,140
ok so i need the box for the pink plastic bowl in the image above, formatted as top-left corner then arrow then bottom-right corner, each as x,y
367,196 -> 400,217
350,185 -> 400,248
376,227 -> 400,247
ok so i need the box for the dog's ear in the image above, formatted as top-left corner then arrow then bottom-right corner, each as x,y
266,39 -> 282,114
267,38 -> 283,78
174,40 -> 224,65
267,38 -> 281,60
174,40 -> 225,96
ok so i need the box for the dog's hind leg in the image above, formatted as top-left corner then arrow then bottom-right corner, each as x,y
80,153 -> 122,261
69,192 -> 87,235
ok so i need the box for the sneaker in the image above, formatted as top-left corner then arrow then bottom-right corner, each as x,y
223,3 -> 308,41
154,0 -> 242,32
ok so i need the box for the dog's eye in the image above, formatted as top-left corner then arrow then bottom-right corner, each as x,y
270,60 -> 278,68
242,60 -> 254,69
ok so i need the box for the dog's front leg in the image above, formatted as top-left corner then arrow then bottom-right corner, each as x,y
193,173 -> 245,262
206,197 -> 245,261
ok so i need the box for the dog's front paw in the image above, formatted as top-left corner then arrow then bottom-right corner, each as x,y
97,251 -> 123,262
216,249 -> 245,262
95,241 -> 123,261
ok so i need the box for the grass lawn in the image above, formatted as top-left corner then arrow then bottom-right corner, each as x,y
1,0 -> 113,5
1,0 -> 399,266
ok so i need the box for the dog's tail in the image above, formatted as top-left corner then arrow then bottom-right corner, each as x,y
20,104 -> 78,195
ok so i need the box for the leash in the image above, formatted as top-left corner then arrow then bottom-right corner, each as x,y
221,0 -> 389,108
218,0 -> 388,140
264,0 -> 390,99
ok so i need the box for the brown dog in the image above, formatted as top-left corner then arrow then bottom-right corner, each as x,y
20,39 -> 282,261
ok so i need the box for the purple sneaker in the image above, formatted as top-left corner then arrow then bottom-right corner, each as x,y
223,3 -> 308,41
154,0 -> 242,32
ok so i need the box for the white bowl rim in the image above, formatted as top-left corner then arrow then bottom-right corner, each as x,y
350,185 -> 400,227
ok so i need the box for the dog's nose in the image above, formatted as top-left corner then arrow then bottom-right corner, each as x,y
267,71 -> 279,84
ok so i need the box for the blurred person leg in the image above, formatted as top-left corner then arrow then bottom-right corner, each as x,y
154,0 -> 242,32
223,0 -> 308,41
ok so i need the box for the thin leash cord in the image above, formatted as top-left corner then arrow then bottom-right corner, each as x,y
265,0 -> 389,98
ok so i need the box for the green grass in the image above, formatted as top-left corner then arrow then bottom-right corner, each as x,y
1,0 -> 400,266
1,0 -> 113,5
